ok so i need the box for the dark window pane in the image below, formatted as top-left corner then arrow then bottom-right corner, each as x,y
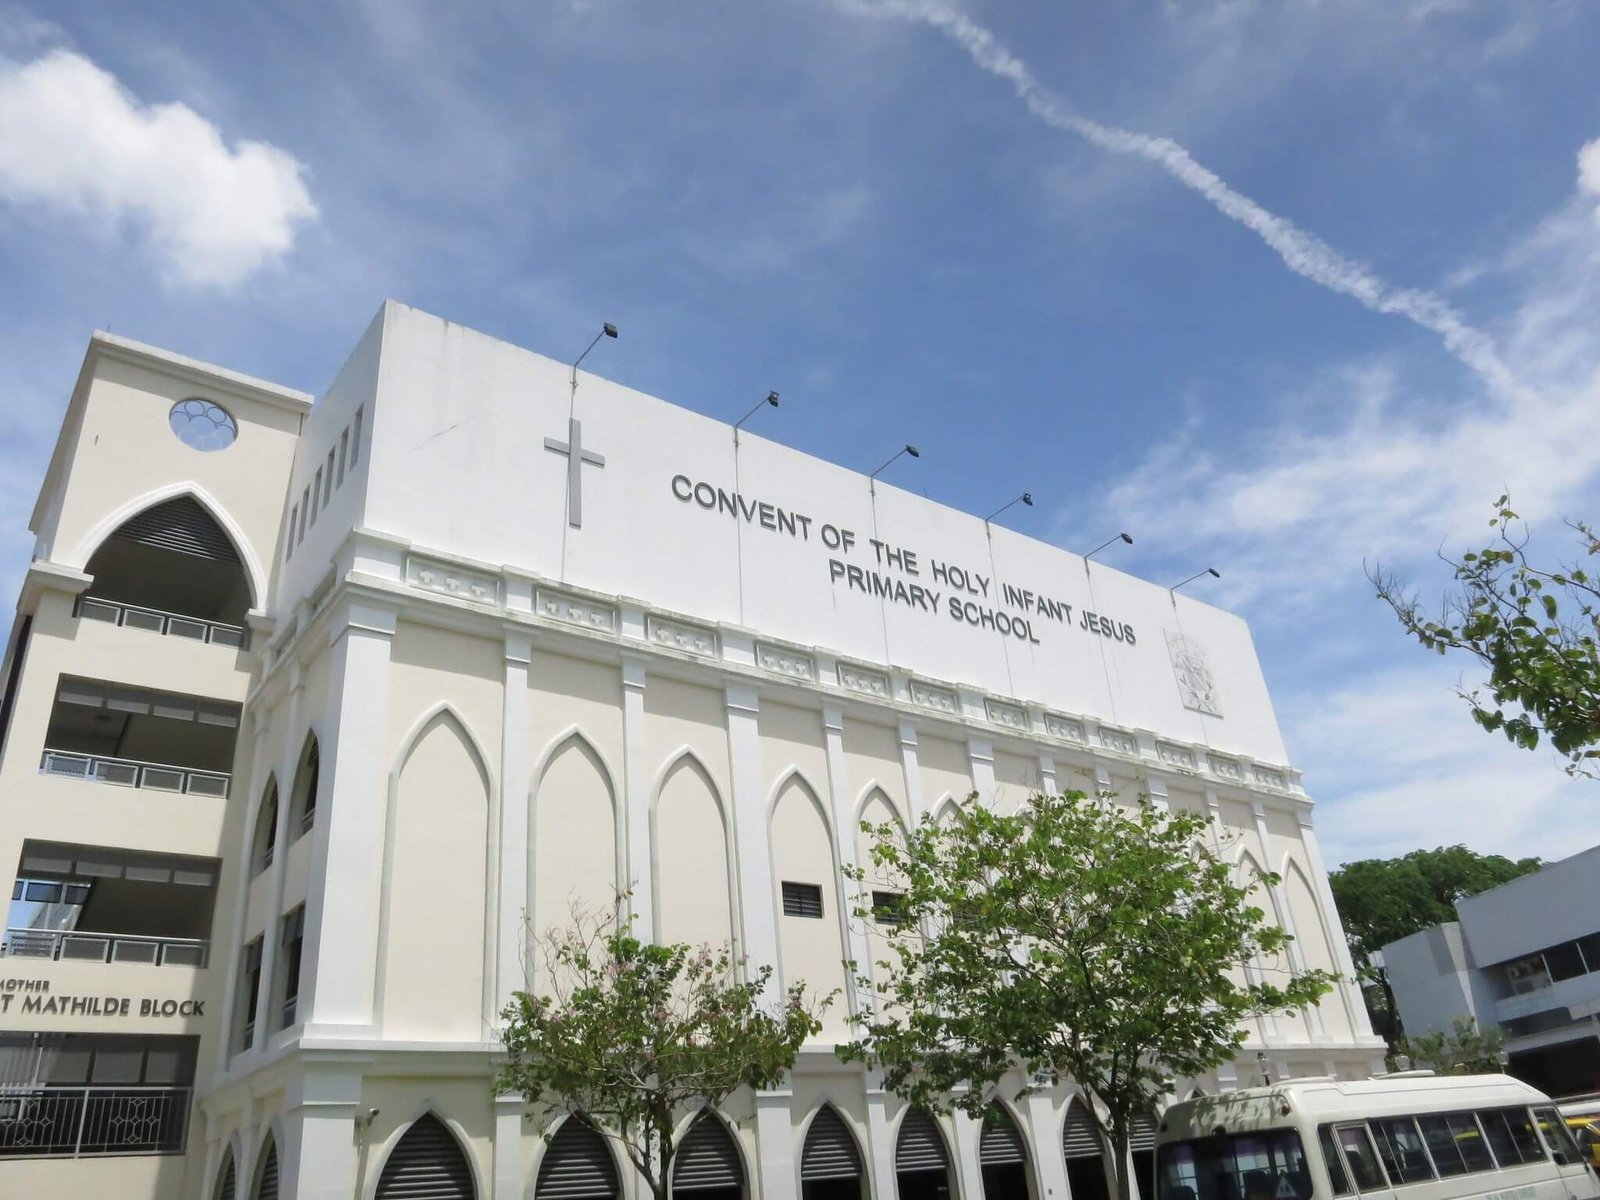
1416,1115 -> 1468,1176
1535,1107 -> 1584,1165
1577,932 -> 1600,974
1545,942 -> 1586,982
1317,1126 -> 1349,1196
23,881 -> 62,903
1372,1117 -> 1434,1184
1444,1113 -> 1495,1172
872,890 -> 908,926
1335,1126 -> 1386,1191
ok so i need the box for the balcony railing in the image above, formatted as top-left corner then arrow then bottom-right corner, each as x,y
75,596 -> 248,650
39,751 -> 230,799
0,1086 -> 191,1157
1,928 -> 209,968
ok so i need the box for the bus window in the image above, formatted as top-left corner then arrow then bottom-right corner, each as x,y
1480,1108 -> 1546,1166
1156,1131 -> 1309,1200
1533,1107 -> 1585,1167
1333,1126 -> 1387,1192
1445,1113 -> 1494,1173
1371,1117 -> 1436,1185
1415,1115 -> 1469,1177
1317,1127 -> 1350,1196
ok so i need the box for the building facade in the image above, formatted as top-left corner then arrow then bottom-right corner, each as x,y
1383,845 -> 1600,1098
0,303 -> 1384,1200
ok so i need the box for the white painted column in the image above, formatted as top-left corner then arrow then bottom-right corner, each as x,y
301,598 -> 398,1034
726,684 -> 780,981
252,668 -> 302,1053
214,704 -> 275,1065
864,1076 -> 898,1200
951,1109 -> 985,1200
1038,752 -> 1057,797
1026,1092 -> 1069,1200
967,737 -> 996,805
622,657 -> 653,935
755,1090 -> 799,1200
899,720 -> 925,825
497,633 -> 532,1011
284,1065 -> 362,1200
1296,806 -> 1372,1040
824,703 -> 872,1020
1143,773 -> 1169,812
494,1092 -> 526,1200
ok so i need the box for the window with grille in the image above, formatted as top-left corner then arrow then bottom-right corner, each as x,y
782,881 -> 824,919
872,890 -> 908,926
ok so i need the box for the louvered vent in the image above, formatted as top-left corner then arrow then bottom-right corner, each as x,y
375,1113 -> 476,1200
253,1141 -> 279,1200
1063,1102 -> 1103,1159
800,1107 -> 861,1182
215,1151 -> 237,1200
782,881 -> 824,919
673,1112 -> 743,1194
979,1109 -> 1026,1165
1129,1112 -> 1158,1153
114,495 -> 240,562
537,1118 -> 619,1200
895,1109 -> 949,1175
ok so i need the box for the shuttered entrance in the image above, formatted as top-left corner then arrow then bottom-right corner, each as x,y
214,1150 -> 236,1200
896,1109 -> 949,1174
1130,1112 -> 1159,1200
114,496 -> 241,562
1062,1100 -> 1110,1200
537,1118 -> 620,1200
801,1107 -> 863,1182
673,1112 -> 743,1197
376,1113 -> 476,1199
979,1108 -> 1025,1165
253,1140 -> 279,1200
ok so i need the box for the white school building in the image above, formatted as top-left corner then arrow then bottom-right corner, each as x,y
0,302 -> 1384,1199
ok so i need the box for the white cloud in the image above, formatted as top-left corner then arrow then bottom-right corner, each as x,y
1579,137 -> 1600,228
0,48 -> 316,287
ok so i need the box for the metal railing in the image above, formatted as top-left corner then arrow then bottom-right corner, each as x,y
0,1086 -> 191,1157
1,928 -> 209,968
280,995 -> 297,1030
39,750 -> 230,799
75,596 -> 248,650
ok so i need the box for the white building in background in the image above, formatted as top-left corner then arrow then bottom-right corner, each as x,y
0,303 -> 1384,1200
1383,845 -> 1600,1098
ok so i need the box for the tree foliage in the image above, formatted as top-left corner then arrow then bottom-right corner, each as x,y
1370,495 -> 1600,776
497,909 -> 825,1200
1394,1016 -> 1506,1076
1328,846 -> 1538,1045
838,791 -> 1333,1200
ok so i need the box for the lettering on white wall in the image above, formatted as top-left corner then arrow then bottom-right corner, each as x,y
669,473 -> 1137,650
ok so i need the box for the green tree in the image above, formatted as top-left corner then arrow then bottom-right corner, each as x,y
839,791 -> 1333,1200
1328,846 -> 1540,1044
1393,1015 -> 1506,1076
1369,495 -> 1600,776
497,908 -> 826,1200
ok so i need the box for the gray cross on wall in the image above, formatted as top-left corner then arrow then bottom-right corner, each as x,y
544,417 -> 605,528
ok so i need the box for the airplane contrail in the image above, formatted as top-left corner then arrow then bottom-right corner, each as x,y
842,0 -> 1526,401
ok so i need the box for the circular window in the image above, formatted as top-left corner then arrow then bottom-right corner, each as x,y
168,399 -> 237,451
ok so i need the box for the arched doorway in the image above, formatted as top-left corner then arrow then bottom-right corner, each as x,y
1062,1100 -> 1110,1200
81,495 -> 253,643
895,1108 -> 953,1200
537,1116 -> 620,1200
979,1105 -> 1031,1200
1130,1112 -> 1159,1200
672,1110 -> 744,1200
801,1105 -> 864,1200
251,1136 -> 279,1200
375,1113 -> 476,1199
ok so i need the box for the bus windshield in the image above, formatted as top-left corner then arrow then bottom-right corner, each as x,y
1158,1131 -> 1313,1200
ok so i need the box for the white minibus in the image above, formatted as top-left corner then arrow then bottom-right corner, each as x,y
1155,1073 -> 1598,1200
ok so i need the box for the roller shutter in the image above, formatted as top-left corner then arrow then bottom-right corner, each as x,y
979,1109 -> 1026,1165
801,1107 -> 862,1182
896,1109 -> 949,1175
215,1152 -> 236,1200
673,1112 -> 743,1194
114,496 -> 240,562
1063,1102 -> 1103,1159
253,1141 -> 279,1200
1129,1114 -> 1158,1154
537,1118 -> 619,1200
375,1113 -> 476,1199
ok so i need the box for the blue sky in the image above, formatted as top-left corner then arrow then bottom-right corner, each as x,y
1,0 -> 1597,867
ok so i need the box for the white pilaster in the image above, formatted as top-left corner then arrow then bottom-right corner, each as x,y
214,705 -> 275,1067
1296,806 -> 1375,1042
1144,773 -> 1169,812
1026,1092 -> 1070,1200
726,684 -> 780,980
864,1079 -> 897,1200
1038,752 -> 1057,796
823,704 -> 871,1021
622,657 -> 653,934
301,597 -> 398,1033
283,1066 -> 362,1200
968,737 -> 996,805
497,633 -> 532,1011
494,1092 -> 526,1200
252,667 -> 303,1053
755,1090 -> 799,1200
951,1108 -> 985,1200
898,720 -> 924,825
1252,800 -> 1325,1041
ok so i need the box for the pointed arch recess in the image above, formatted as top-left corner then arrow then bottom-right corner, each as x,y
69,482 -> 268,610
535,1114 -> 622,1200
530,728 -> 621,941
799,1103 -> 865,1183
374,1111 -> 478,1200
672,1109 -> 747,1196
250,1131 -> 280,1200
652,749 -> 735,950
895,1107 -> 953,1177
376,704 -> 495,1037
